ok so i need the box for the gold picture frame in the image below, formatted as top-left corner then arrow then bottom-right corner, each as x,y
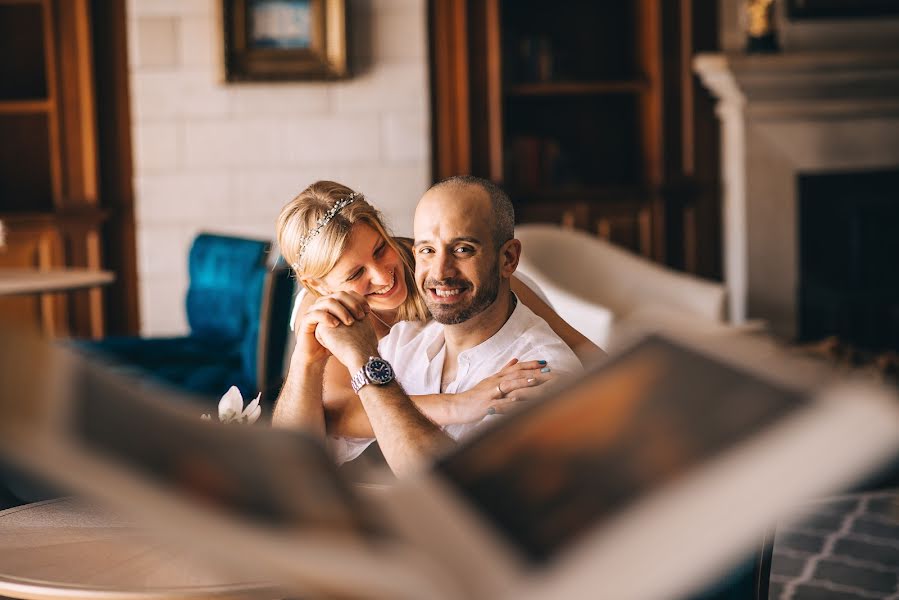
223,0 -> 348,81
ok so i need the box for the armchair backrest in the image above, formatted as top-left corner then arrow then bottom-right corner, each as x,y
253,261 -> 295,397
516,224 -> 727,348
185,233 -> 268,342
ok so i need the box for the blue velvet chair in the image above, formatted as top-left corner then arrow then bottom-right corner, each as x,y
75,233 -> 295,407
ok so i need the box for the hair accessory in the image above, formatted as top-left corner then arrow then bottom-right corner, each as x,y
296,191 -> 360,260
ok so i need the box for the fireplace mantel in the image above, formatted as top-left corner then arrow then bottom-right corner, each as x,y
694,51 -> 899,337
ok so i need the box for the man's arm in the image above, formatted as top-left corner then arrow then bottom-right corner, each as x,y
326,358 -> 558,437
349,362 -> 451,476
313,305 -> 451,476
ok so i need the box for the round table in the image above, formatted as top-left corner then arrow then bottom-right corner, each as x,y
0,498 -> 277,599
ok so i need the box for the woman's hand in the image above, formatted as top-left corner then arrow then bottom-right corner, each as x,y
293,292 -> 370,366
450,358 -> 557,423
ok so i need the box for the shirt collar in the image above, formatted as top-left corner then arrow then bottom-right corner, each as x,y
458,293 -> 530,362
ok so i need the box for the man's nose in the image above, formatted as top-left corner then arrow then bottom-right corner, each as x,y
431,250 -> 457,281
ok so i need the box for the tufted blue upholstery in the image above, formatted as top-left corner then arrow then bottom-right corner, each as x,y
74,233 -> 293,407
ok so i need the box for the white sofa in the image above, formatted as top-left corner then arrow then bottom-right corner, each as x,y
515,224 -> 727,348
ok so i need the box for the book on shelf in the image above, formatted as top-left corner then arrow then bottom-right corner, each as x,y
1,327 -> 897,599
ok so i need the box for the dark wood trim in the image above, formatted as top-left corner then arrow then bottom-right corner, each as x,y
506,81 -> 648,96
680,0 -> 695,176
42,0 -> 63,205
55,0 -> 98,207
429,0 -> 471,180
91,0 -> 139,335
636,0 -> 666,263
483,0 -> 502,181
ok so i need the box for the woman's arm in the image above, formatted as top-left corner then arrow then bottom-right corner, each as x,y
272,349 -> 327,437
324,358 -> 556,438
272,290 -> 351,438
511,274 -> 604,359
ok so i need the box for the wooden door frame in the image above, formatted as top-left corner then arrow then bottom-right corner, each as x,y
90,0 -> 140,335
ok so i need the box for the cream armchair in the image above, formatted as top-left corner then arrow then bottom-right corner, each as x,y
515,224 -> 727,348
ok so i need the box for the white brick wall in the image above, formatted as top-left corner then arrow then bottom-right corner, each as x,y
128,0 -> 431,335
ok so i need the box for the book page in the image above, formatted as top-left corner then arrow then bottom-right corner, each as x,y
435,335 -> 809,564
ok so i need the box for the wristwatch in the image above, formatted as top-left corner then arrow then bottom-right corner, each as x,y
351,356 -> 395,394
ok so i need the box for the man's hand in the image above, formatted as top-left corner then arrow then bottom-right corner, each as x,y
312,292 -> 379,372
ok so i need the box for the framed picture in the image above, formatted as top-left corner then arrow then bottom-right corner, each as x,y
223,0 -> 348,81
786,0 -> 899,19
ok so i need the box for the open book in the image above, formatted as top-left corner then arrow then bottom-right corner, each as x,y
1,327 -> 897,599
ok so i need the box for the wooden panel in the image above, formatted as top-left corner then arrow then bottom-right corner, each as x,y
55,0 -> 99,207
0,219 -> 66,335
429,0 -> 471,179
0,1 -> 48,100
0,113 -> 54,211
90,0 -> 139,335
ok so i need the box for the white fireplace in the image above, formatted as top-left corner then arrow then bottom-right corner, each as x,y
694,49 -> 899,339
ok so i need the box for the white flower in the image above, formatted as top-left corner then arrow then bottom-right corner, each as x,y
212,386 -> 262,424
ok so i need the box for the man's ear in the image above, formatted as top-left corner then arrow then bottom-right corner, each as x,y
499,238 -> 521,278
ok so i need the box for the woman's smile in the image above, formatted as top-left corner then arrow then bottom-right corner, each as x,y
368,269 -> 398,298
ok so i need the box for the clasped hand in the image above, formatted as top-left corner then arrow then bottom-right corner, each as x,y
295,291 -> 379,370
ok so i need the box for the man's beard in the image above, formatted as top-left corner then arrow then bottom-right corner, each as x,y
423,260 -> 500,325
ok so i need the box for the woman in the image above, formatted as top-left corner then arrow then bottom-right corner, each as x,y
273,180 -> 598,442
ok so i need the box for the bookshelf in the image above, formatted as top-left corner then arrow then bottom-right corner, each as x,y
0,0 -> 109,337
430,0 -> 722,273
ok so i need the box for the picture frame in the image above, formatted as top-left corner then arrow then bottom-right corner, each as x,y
223,0 -> 348,81
786,0 -> 899,19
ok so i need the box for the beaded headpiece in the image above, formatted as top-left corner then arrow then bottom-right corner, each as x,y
296,191 -> 360,261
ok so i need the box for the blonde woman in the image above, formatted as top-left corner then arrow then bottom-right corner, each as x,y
272,180 -> 597,444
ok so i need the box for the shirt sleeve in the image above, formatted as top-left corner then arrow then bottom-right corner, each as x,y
521,331 -> 584,376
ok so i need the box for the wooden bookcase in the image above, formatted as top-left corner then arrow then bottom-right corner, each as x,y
430,0 -> 722,274
0,0 -> 121,338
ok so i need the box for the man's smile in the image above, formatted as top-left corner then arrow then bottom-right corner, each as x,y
424,280 -> 472,304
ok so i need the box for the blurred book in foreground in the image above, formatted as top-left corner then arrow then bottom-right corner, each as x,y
0,328 -> 897,599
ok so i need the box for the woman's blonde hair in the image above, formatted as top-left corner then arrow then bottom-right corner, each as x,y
277,180 -> 428,323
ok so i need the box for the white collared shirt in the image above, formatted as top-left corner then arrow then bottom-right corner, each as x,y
330,295 -> 583,464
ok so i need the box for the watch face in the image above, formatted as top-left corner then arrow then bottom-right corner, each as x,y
364,358 -> 394,385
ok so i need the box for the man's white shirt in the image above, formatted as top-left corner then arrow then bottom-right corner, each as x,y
330,294 -> 583,464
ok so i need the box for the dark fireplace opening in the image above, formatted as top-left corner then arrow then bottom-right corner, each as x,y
798,169 -> 899,353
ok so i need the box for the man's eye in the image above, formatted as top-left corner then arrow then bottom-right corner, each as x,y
454,246 -> 473,254
417,247 -> 433,255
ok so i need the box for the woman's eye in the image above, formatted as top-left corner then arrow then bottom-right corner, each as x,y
346,269 -> 363,282
373,243 -> 386,258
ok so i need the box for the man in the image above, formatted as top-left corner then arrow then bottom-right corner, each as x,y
311,176 -> 582,475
